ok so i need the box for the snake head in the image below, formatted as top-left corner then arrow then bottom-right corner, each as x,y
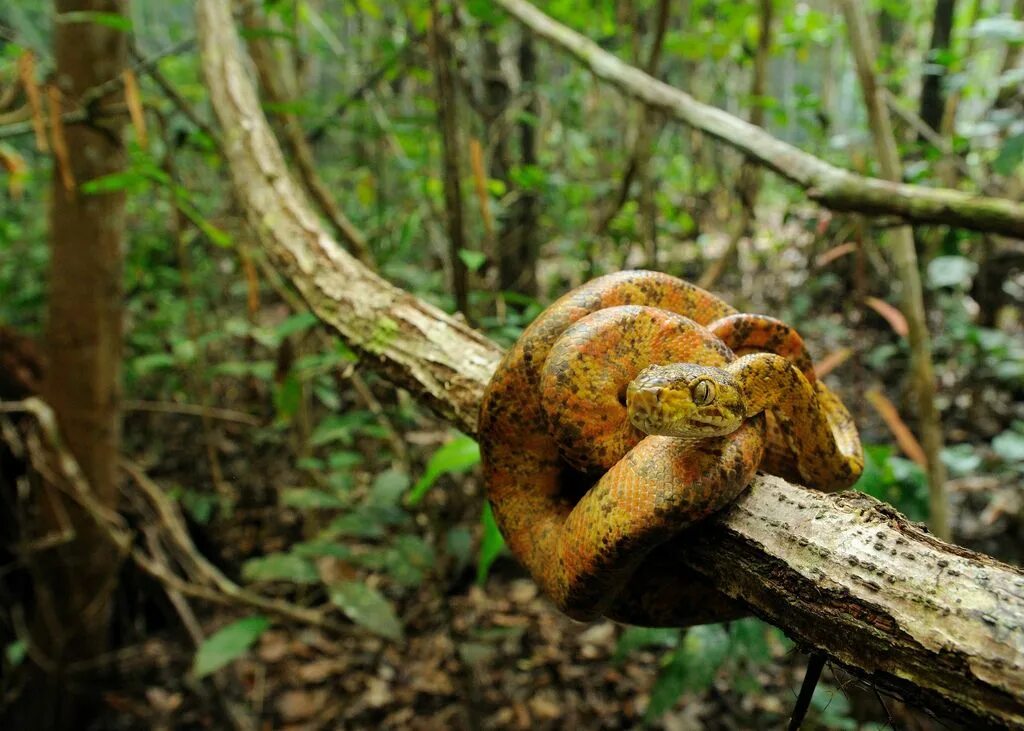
626,363 -> 747,438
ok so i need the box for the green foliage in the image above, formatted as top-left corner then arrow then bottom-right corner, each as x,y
329,581 -> 404,640
4,640 -> 27,669
242,552 -> 320,584
192,615 -> 271,679
855,445 -> 929,522
408,434 -> 480,504
476,502 -> 506,585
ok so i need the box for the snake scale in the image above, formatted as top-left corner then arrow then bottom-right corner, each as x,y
479,270 -> 863,626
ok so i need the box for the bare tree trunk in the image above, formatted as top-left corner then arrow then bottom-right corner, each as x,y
839,0 -> 950,541
429,0 -> 471,320
919,0 -> 957,134
11,2 -> 128,728
501,34 -> 541,296
940,0 -> 981,136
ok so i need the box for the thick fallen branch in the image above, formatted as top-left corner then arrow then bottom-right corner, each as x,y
495,0 -> 1024,239
196,1 -> 1024,725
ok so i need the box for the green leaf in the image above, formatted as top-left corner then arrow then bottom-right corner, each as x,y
192,615 -> 270,679
970,17 -> 1024,42
927,255 -> 976,288
274,373 -> 302,421
354,535 -> 434,587
57,10 -> 132,31
646,625 -> 730,721
80,170 -> 149,195
476,503 -> 505,585
993,431 -> 1024,463
458,249 -> 487,272
273,311 -> 319,341
310,412 -> 373,447
466,0 -> 503,23
993,134 -> 1024,177
613,627 -> 680,663
242,552 -> 319,584
131,352 -> 177,376
293,540 -> 353,560
941,444 -> 982,476
445,526 -> 472,575
329,581 -> 403,640
281,487 -> 347,509
408,434 -> 480,505
5,640 -> 27,668
370,469 -> 410,506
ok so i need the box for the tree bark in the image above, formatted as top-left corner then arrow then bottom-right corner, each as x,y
840,0 -> 950,541
428,0 -> 471,320
13,2 -> 128,728
195,0 -> 1024,725
919,0 -> 957,134
493,0 -> 1024,238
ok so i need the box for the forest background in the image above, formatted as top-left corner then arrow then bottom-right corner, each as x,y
1,0 -> 1023,728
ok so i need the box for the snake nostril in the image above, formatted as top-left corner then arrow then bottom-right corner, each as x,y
617,386 -> 629,407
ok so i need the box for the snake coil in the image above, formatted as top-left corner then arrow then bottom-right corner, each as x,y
480,271 -> 863,625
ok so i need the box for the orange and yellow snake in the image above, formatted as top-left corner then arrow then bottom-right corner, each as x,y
479,271 -> 863,625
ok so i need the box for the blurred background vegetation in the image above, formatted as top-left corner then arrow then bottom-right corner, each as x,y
1,0 -> 1023,728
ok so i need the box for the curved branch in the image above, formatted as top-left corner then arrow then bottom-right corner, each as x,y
195,1 -> 1024,726
494,0 -> 1024,239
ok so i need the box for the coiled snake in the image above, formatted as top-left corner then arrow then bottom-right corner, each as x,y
479,271 -> 863,626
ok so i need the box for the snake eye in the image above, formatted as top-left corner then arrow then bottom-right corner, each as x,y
691,379 -> 715,406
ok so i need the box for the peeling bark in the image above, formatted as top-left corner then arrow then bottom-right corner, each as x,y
196,1 -> 1024,725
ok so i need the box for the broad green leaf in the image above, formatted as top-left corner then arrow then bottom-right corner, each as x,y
274,373 -> 302,421
646,625 -> 730,721
466,0 -> 503,23
927,255 -> 976,288
727,618 -> 783,665
354,535 -> 434,587
80,170 -> 149,195
131,352 -> 178,376
5,640 -> 27,668
408,435 -> 480,505
993,431 -> 1024,463
273,311 -> 319,341
458,249 -> 487,272
329,581 -> 403,640
242,553 -> 319,584
941,444 -> 982,476
311,412 -> 373,447
994,134 -> 1024,177
281,487 -> 347,509
192,615 -> 270,679
970,17 -> 1024,42
613,627 -> 680,663
476,503 -> 505,585
370,469 -> 410,506
292,540 -> 353,560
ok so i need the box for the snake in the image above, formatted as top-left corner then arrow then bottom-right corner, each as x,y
479,270 -> 863,626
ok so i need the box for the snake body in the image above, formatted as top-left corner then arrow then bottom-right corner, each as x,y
479,271 -> 863,624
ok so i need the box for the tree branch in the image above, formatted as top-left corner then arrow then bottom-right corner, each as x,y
195,0 -> 1024,725
494,0 -> 1024,239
